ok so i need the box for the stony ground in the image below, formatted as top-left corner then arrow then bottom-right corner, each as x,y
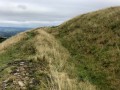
0,59 -> 50,90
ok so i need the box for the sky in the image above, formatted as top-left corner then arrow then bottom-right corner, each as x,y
0,0 -> 120,28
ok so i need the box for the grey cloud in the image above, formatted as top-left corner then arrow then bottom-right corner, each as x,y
0,0 -> 120,27
17,5 -> 27,10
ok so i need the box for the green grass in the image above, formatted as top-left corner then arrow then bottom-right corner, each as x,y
0,31 -> 37,67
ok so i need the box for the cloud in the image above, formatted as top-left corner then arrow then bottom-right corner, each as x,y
0,0 -> 120,27
0,20 -> 63,28
17,5 -> 27,10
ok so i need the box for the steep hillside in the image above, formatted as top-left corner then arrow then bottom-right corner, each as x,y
47,7 -> 120,90
0,29 -> 95,90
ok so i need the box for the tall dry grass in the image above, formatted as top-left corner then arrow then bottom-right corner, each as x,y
32,29 -> 96,90
33,30 -> 72,89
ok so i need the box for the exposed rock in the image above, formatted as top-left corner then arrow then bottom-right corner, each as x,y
18,81 -> 25,87
3,79 -> 9,83
16,69 -> 20,72
14,73 -> 19,76
20,62 -> 25,64
20,63 -> 24,66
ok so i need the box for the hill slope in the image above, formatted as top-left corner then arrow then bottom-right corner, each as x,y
0,29 -> 95,90
47,7 -> 120,90
0,29 -> 70,90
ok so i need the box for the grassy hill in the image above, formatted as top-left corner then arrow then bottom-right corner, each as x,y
0,29 -> 95,90
0,6 -> 120,90
47,6 -> 120,90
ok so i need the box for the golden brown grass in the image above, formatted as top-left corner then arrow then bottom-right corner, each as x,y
35,30 -> 73,90
34,29 -> 96,90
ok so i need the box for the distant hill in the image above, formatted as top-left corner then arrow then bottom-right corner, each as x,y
0,7 -> 120,90
0,27 -> 31,37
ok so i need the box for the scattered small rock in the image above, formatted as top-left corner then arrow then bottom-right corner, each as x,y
20,63 -> 24,66
0,59 -> 47,89
20,62 -> 25,64
14,73 -> 19,76
16,69 -> 20,72
3,79 -> 9,83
